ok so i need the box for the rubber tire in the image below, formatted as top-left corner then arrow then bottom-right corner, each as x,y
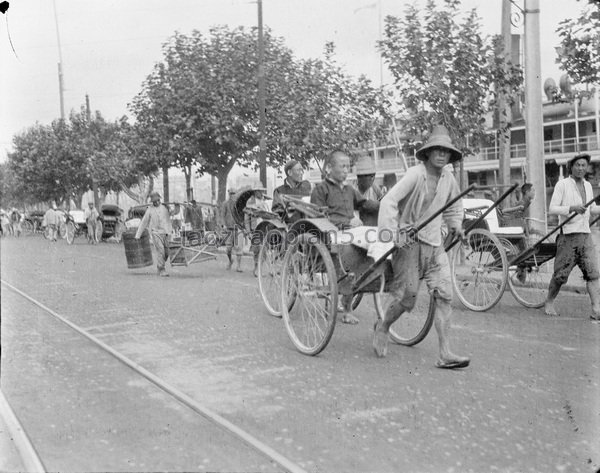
281,233 -> 337,356
258,229 -> 287,317
373,274 -> 436,346
66,222 -> 76,245
451,228 -> 508,312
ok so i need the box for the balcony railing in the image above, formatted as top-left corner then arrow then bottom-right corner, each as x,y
306,134 -> 599,180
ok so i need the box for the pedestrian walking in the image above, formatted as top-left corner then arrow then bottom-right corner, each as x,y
10,208 -> 22,237
135,192 -> 173,277
184,200 -> 204,232
42,206 -> 59,241
373,125 -> 470,369
544,153 -> 600,321
84,202 -> 100,244
221,188 -> 244,272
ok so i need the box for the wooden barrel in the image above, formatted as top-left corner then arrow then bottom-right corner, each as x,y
123,229 -> 153,269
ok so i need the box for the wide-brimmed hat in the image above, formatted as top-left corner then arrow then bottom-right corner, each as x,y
149,191 -> 161,202
354,156 -> 376,176
567,153 -> 591,173
415,125 -> 462,163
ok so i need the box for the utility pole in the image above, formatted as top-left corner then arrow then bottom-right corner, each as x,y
524,0 -> 547,234
497,0 -> 512,199
52,0 -> 65,120
86,94 -> 99,209
257,0 -> 267,189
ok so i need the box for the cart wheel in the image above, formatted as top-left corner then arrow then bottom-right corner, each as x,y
95,221 -> 103,243
373,274 -> 435,346
507,255 -> 551,308
281,233 -> 337,356
451,228 -> 508,311
258,229 -> 288,317
59,222 -> 67,239
66,222 -> 76,245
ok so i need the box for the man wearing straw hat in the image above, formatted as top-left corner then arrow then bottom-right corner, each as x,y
353,155 -> 384,226
544,153 -> 600,321
135,191 -> 172,277
373,125 -> 470,369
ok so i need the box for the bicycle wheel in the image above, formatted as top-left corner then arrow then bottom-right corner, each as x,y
66,222 -> 76,245
373,274 -> 436,346
281,233 -> 337,356
452,228 -> 508,311
507,253 -> 551,308
258,229 -> 287,317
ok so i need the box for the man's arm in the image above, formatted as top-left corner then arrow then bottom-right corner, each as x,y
378,171 -> 418,231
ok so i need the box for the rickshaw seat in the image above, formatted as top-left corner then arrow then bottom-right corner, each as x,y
463,198 -> 524,236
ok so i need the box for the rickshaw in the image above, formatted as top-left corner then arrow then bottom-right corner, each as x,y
65,209 -> 100,244
275,185 -> 477,355
450,186 -> 600,311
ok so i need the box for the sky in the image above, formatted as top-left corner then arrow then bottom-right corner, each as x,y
0,0 -> 584,162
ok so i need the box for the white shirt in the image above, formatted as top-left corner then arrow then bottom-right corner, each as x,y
548,176 -> 600,234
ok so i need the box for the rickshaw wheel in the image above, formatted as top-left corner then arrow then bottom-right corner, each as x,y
21,220 -> 34,235
66,222 -> 76,245
281,233 -> 337,356
373,275 -> 436,346
451,228 -> 508,311
507,255 -> 551,308
58,222 -> 67,239
258,229 -> 288,317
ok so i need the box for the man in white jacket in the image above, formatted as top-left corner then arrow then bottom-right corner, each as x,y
545,153 -> 600,321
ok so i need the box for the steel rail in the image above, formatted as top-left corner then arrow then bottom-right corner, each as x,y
1,278 -> 307,473
0,389 -> 46,472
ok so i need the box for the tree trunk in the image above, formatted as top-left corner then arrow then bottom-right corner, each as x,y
162,165 -> 169,202
216,156 -> 238,203
184,165 -> 192,201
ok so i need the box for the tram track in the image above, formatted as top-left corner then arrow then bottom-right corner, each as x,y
1,278 -> 307,473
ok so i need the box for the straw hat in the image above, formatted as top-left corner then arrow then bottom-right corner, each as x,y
415,125 -> 462,163
354,156 -> 376,176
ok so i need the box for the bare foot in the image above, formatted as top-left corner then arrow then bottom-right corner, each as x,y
372,321 -> 388,358
340,312 -> 359,324
544,301 -> 559,316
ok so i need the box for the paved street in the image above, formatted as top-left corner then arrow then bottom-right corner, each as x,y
1,236 -> 599,473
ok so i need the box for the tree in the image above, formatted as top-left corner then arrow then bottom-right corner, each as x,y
556,0 -> 600,86
268,42 -> 391,173
378,0 -> 522,153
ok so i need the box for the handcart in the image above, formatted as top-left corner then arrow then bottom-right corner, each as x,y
278,185 -> 477,356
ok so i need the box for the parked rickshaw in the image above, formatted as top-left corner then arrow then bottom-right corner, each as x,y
65,210 -> 100,244
450,185 -> 600,311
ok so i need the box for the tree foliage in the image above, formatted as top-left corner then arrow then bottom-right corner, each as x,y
378,0 -> 522,152
6,108 -> 160,207
556,0 -> 600,86
131,26 -> 390,202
